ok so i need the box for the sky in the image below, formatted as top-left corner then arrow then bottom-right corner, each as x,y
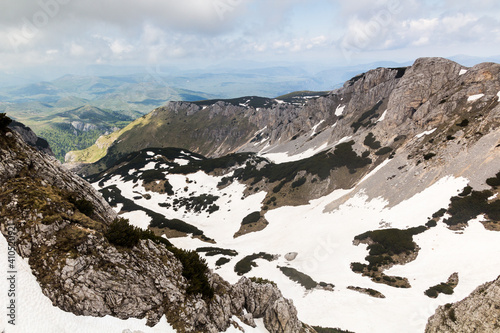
1,0 -> 500,76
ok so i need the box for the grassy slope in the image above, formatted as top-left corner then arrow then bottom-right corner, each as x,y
74,105 -> 259,175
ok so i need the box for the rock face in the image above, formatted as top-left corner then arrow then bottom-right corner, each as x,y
0,127 -> 313,333
8,120 -> 55,157
425,275 -> 500,332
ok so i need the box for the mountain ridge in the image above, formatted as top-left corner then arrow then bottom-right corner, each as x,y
80,57 -> 500,332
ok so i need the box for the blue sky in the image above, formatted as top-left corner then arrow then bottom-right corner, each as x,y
1,0 -> 500,74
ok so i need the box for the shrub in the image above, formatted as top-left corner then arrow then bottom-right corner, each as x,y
279,266 -> 318,290
234,252 -> 274,275
249,277 -> 276,286
448,308 -> 457,322
215,257 -> 230,266
351,262 -> 365,273
0,113 -> 12,129
141,170 -> 165,183
424,288 -> 438,298
69,196 -> 94,217
458,186 -> 472,197
169,247 -> 214,299
196,247 -> 238,256
375,147 -> 393,156
432,208 -> 447,219
313,327 -> 354,333
241,211 -> 261,225
425,220 -> 437,227
291,177 -> 307,188
105,218 -> 142,248
423,153 -> 436,160
444,190 -> 492,226
363,132 -> 381,149
486,172 -> 500,187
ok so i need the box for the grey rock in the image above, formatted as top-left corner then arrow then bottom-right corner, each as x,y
426,275 -> 500,333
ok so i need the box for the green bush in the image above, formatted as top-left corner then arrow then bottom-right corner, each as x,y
141,170 -> 165,182
234,252 -> 274,275
215,257 -> 230,266
363,132 -> 381,149
196,247 -> 238,256
0,113 -> 12,129
241,211 -> 261,225
291,177 -> 307,188
458,186 -> 472,196
486,172 -> 500,187
432,208 -> 447,218
169,247 -> 214,299
105,218 -> 142,248
423,153 -> 436,160
313,326 -> 354,333
351,262 -> 365,273
279,266 -> 318,290
249,277 -> 276,286
375,147 -> 393,156
69,196 -> 94,217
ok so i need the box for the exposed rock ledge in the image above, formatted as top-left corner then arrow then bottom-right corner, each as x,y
425,275 -> 500,332
0,129 -> 313,333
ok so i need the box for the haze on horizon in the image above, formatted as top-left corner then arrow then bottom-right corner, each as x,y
1,0 -> 500,80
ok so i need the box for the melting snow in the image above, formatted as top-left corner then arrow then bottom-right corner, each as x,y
121,210 -> 152,230
263,143 -> 328,164
174,159 -> 189,166
497,91 -> 500,102
377,110 -> 387,122
169,175 -> 500,333
415,128 -> 436,139
146,151 -> 155,156
310,120 -> 325,136
467,94 -> 484,102
142,162 -> 157,171
335,105 -> 346,116
459,69 -> 468,75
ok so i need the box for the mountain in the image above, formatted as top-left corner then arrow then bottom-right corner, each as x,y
76,57 -> 500,332
0,117 -> 315,333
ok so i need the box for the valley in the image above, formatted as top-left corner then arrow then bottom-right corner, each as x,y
2,57 -> 500,333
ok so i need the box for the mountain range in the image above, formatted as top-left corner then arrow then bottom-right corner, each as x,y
1,57 -> 500,332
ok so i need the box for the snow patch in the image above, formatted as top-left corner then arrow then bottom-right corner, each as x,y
262,143 -> 328,164
121,210 -> 152,230
497,91 -> 500,102
377,110 -> 387,122
142,162 -> 157,171
146,151 -> 155,156
174,158 -> 189,166
459,69 -> 468,75
467,94 -> 484,102
310,120 -> 325,136
335,105 -> 346,116
415,128 -> 436,139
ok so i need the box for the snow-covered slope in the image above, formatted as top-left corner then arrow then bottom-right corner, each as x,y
92,142 -> 500,333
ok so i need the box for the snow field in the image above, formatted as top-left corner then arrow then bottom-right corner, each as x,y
96,157 -> 500,333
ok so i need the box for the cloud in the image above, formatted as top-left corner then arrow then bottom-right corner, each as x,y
0,0 -> 500,70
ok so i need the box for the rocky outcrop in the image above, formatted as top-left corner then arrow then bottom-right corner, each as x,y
0,126 -> 312,333
425,275 -> 500,332
8,120 -> 55,157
